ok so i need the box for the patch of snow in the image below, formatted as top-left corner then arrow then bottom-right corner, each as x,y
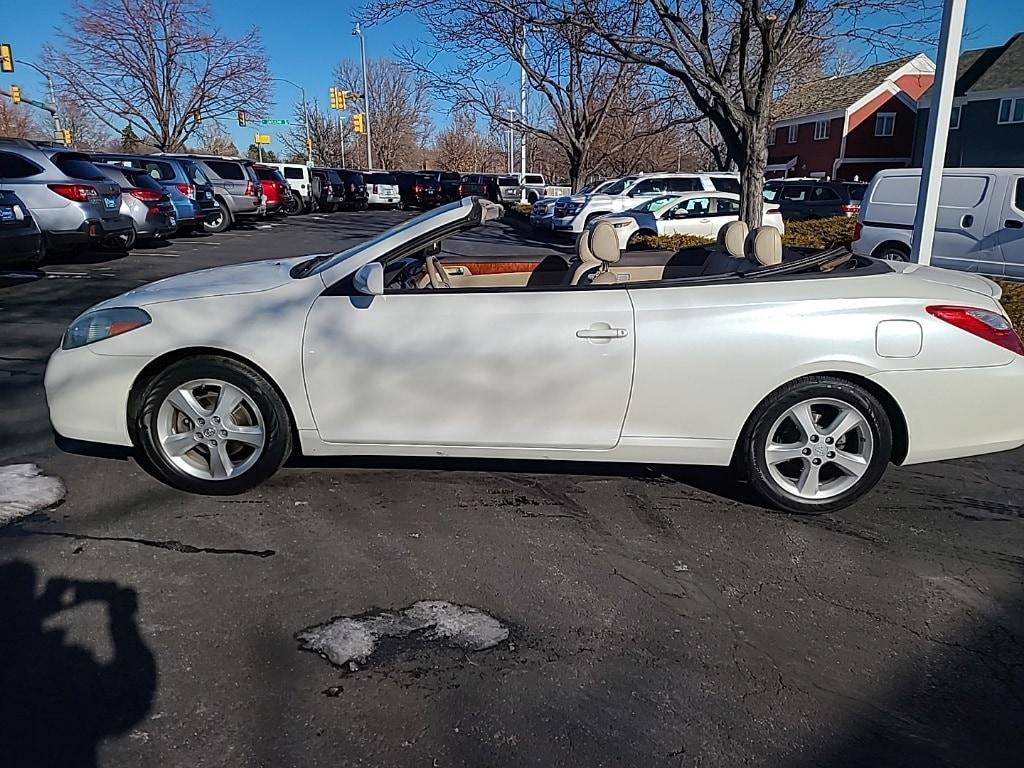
297,600 -> 509,669
0,464 -> 66,525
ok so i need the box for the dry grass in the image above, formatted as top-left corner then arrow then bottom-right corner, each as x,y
999,282 -> 1024,330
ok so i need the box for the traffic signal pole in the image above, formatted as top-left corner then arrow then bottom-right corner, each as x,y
13,59 -> 62,141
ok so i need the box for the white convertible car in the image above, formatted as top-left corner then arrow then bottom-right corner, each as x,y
45,198 -> 1024,514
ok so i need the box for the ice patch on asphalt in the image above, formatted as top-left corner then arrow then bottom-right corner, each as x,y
296,600 -> 509,670
0,464 -> 66,525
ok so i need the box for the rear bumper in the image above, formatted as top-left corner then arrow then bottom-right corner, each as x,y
872,357 -> 1024,465
46,216 -> 134,248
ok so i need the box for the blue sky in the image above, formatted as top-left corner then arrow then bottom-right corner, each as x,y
3,0 -> 1016,149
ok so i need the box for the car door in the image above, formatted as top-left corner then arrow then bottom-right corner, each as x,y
706,196 -> 741,238
997,175 -> 1024,279
658,196 -> 714,238
778,184 -> 811,218
930,173 -> 1002,276
302,285 -> 635,450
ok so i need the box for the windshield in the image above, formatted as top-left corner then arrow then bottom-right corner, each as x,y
630,195 -> 679,213
298,200 -> 467,277
846,184 -> 866,201
601,177 -> 635,195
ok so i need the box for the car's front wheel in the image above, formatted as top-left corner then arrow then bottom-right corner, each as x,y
134,356 -> 292,494
739,376 -> 892,514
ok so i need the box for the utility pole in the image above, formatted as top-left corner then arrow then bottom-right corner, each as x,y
519,32 -> 527,177
339,113 -> 346,167
353,22 -> 373,169
506,107 -> 516,174
910,0 -> 966,267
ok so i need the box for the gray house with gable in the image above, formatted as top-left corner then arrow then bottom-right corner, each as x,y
913,32 -> 1024,168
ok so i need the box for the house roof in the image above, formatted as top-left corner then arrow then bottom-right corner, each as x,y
772,55 -> 918,121
949,32 -> 1024,95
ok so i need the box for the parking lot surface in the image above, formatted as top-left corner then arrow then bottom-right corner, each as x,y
2,210 -> 1023,767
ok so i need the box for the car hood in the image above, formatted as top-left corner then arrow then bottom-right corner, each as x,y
96,254 -> 325,309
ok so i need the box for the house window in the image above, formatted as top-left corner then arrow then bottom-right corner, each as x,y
813,120 -> 829,140
875,112 -> 896,137
767,128 -> 775,146
997,97 -> 1024,124
950,105 -> 961,130
788,124 -> 798,143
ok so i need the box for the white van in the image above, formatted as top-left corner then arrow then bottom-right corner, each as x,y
268,163 -> 314,212
853,168 -> 1024,278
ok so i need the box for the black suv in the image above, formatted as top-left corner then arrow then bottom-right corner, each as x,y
333,169 -> 368,209
393,171 -> 441,209
764,179 -> 867,220
0,189 -> 43,267
460,174 -> 498,201
419,170 -> 463,202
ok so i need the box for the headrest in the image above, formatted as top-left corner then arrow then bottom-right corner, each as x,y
576,230 -> 598,264
717,221 -> 748,259
746,226 -> 783,267
588,220 -> 621,264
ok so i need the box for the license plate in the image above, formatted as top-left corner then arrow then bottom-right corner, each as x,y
103,196 -> 118,210
0,205 -> 15,222
169,216 -> 177,227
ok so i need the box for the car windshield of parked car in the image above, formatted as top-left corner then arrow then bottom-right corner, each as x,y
630,195 -> 679,213
601,177 -> 635,195
53,153 -> 106,181
296,200 -> 469,277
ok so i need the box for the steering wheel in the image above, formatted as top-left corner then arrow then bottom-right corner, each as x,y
425,255 -> 452,289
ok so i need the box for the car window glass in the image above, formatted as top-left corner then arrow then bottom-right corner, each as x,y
781,185 -> 809,201
1015,178 -> 1024,212
182,162 -> 209,185
680,197 -> 711,215
602,177 -> 633,195
327,170 -> 342,183
710,177 -> 740,194
524,175 -> 544,184
0,152 -> 43,178
139,161 -> 175,180
97,166 -> 129,186
667,177 -> 703,192
131,171 -> 166,192
498,177 -> 518,186
256,168 -> 277,180
811,186 -> 840,201
713,198 -> 740,215
53,153 -> 106,181
632,195 -> 677,213
845,185 -> 866,201
872,174 -> 988,208
205,160 -> 245,180
631,178 -> 668,195
763,184 -> 780,202
283,167 -> 304,179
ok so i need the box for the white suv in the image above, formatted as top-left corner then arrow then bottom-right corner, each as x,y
269,163 -> 314,212
551,172 -> 740,235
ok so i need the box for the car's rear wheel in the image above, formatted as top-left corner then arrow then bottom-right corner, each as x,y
739,376 -> 892,514
874,242 -> 911,262
282,194 -> 302,215
134,356 -> 292,495
203,201 -> 232,233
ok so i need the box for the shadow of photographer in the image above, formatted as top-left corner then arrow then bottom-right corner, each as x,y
0,560 -> 157,767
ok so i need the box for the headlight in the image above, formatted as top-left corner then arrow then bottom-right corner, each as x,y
62,307 -> 151,350
565,202 -> 582,214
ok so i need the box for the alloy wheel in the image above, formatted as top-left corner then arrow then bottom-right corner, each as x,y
763,397 -> 874,501
155,378 -> 265,481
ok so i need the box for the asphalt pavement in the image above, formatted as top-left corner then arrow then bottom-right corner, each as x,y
1,208 -> 1023,768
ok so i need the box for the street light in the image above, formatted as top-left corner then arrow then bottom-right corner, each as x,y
270,77 -> 312,166
14,59 -> 61,140
352,21 -> 373,169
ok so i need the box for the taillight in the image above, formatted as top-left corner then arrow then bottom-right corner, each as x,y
128,188 -> 164,202
458,184 -> 463,195
372,184 -> 378,193
927,305 -> 1024,355
176,183 -> 195,199
349,183 -> 356,192
853,220 -> 862,242
414,184 -> 422,193
840,203 -> 859,215
245,181 -> 256,197
765,207 -> 781,215
48,183 -> 98,202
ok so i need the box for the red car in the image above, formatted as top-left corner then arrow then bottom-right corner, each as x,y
254,165 -> 293,215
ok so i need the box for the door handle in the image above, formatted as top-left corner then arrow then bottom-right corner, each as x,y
1005,219 -> 1024,229
577,327 -> 628,339
961,214 -> 974,227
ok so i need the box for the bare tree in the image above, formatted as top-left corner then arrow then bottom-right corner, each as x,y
434,111 -> 503,172
282,99 -> 349,167
43,0 -> 270,151
57,96 -> 114,151
368,0 -> 681,190
334,57 -> 431,169
189,122 -> 240,156
0,102 -> 38,140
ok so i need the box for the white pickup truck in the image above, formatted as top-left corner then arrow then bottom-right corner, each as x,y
550,172 -> 741,235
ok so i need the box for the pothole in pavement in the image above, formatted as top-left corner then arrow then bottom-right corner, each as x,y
296,600 -> 510,680
0,463 -> 66,526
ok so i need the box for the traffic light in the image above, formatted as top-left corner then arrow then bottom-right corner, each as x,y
329,87 -> 347,110
237,110 -> 246,127
9,85 -> 20,104
353,112 -> 365,134
305,137 -> 312,153
0,44 -> 13,73
62,129 -> 71,146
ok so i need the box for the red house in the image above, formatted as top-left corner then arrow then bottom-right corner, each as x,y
767,54 -> 935,181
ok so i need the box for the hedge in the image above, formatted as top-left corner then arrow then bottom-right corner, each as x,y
1002,283 -> 1024,330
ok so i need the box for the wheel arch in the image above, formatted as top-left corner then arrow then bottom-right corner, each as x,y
871,239 -> 911,259
126,346 -> 301,449
734,370 -> 909,466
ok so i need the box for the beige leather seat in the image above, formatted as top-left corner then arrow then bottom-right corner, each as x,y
700,221 -> 748,276
570,220 -> 621,285
745,226 -> 783,268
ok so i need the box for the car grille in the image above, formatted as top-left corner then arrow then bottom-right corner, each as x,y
553,202 -> 568,217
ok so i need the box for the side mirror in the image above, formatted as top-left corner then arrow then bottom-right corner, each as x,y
352,262 -> 384,296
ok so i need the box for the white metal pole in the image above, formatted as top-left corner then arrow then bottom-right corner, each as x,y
520,32 -> 527,177
339,113 -> 346,167
910,0 -> 966,267
355,22 -> 373,169
506,107 -> 516,174
302,87 -> 311,165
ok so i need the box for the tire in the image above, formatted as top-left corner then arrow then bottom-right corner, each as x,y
19,235 -> 47,268
282,195 -> 302,216
203,200 -> 232,233
874,242 -> 911,262
527,191 -> 539,204
133,356 -> 292,495
102,227 -> 136,252
739,376 -> 892,515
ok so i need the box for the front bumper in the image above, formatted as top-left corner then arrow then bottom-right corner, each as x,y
552,215 -> 582,234
44,344 -> 153,447
873,356 -> 1024,465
